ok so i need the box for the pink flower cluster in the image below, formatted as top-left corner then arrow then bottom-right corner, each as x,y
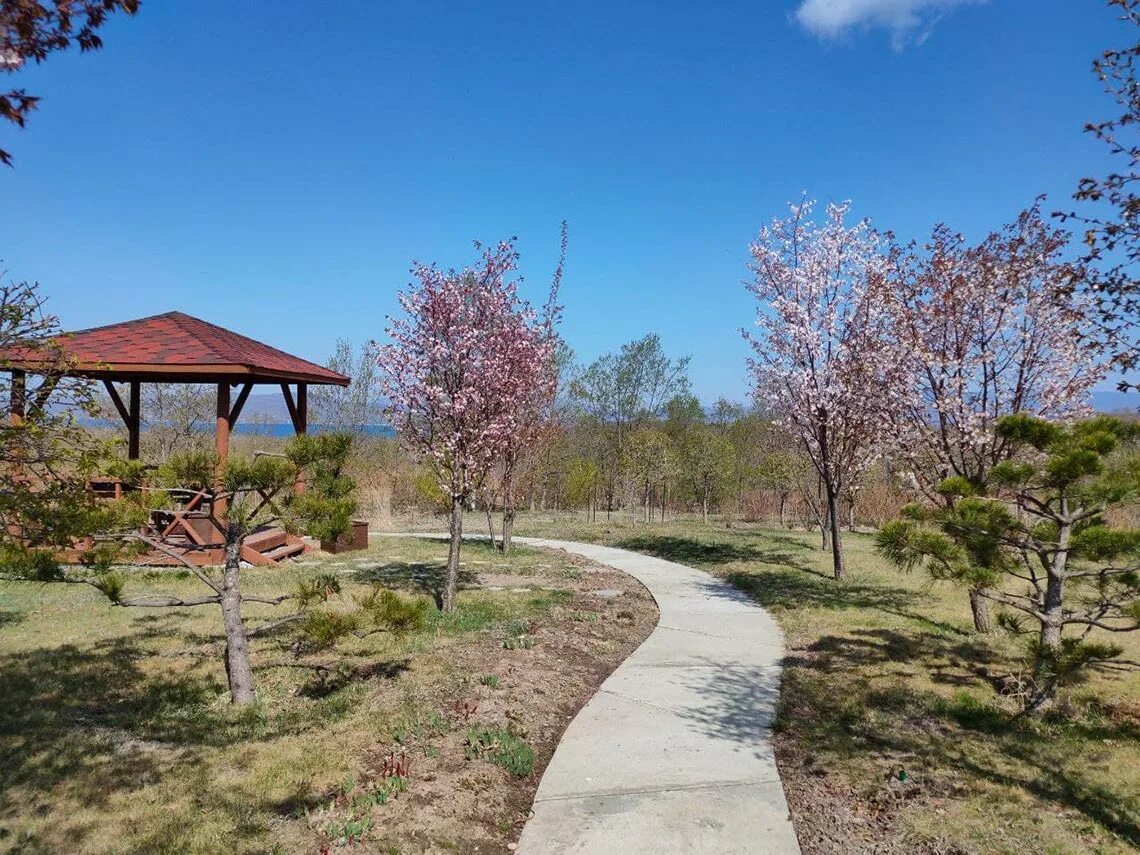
745,199 -> 907,491
885,201 -> 1106,492
745,198 -> 1107,496
377,240 -> 560,500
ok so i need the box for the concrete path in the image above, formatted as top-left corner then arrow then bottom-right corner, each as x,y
508,537 -> 800,855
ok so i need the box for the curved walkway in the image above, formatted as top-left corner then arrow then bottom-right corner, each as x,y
510,538 -> 800,855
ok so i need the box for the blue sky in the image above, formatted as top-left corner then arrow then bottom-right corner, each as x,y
0,0 -> 1131,406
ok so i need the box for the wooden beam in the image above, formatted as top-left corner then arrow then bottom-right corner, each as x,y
102,380 -> 130,425
281,383 -> 300,432
292,383 -> 308,495
28,376 -> 59,418
229,382 -> 253,427
215,382 -> 231,521
127,380 -> 141,460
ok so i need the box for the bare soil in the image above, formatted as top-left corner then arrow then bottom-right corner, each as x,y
302,553 -> 658,853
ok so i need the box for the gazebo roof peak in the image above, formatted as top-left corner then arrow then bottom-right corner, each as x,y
44,310 -> 350,386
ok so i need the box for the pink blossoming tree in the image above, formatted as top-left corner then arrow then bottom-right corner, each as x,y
745,200 -> 905,580
885,201 -> 1107,630
887,201 -> 1105,496
495,226 -> 565,554
378,239 -> 559,611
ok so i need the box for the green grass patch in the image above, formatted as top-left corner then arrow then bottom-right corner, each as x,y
465,726 -> 535,777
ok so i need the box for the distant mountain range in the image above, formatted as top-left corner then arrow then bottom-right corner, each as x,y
1093,387 -> 1138,414
240,393 -> 295,423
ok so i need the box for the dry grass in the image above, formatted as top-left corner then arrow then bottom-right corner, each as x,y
0,535 -> 656,854
468,511 -> 1140,855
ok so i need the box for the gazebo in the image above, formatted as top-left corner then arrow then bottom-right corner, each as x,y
5,311 -> 350,565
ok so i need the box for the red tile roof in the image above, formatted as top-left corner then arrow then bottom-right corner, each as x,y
37,311 -> 349,385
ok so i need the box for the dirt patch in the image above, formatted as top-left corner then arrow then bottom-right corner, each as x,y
301,550 -> 658,853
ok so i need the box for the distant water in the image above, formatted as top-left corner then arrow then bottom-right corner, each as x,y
236,423 -> 396,438
82,419 -> 395,438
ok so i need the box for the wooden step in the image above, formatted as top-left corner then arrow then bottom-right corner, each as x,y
244,527 -> 287,553
264,542 -> 306,562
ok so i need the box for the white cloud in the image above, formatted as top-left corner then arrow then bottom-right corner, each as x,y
794,0 -> 985,49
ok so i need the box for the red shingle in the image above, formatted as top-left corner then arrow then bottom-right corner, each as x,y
50,311 -> 349,385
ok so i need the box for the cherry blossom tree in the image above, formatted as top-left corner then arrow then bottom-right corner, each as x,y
495,225 -> 565,553
1057,0 -> 1140,384
378,239 -> 559,611
885,202 -> 1107,630
745,199 -> 905,579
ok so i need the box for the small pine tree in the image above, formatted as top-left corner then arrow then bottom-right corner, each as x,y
877,415 -> 1140,713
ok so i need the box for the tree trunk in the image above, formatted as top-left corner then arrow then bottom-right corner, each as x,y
1027,569 -> 1066,713
1027,512 -> 1073,714
502,505 -> 516,554
847,501 -> 856,533
778,492 -> 787,529
824,480 -> 845,580
815,478 -> 831,551
443,496 -> 463,613
221,522 -> 256,705
484,493 -> 496,551
969,588 -> 993,633
643,478 -> 650,523
702,483 -> 710,525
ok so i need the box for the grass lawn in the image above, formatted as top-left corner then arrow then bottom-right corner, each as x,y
492,512 -> 1140,854
0,536 -> 656,854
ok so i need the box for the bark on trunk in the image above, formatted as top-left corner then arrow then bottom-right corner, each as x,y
1027,513 -> 1072,714
643,478 -> 650,523
484,494 -> 496,551
221,522 -> 256,705
702,484 -> 710,525
502,506 -> 516,554
969,588 -> 993,633
443,497 -> 463,613
824,480 -> 845,580
1027,570 -> 1066,713
778,492 -> 787,529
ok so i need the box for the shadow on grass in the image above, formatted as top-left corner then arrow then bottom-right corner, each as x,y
721,567 -> 920,616
616,534 -> 973,637
292,658 -> 412,698
0,619 -> 404,846
782,627 -> 1140,846
351,561 -> 477,609
615,534 -> 811,570
0,638 -> 216,820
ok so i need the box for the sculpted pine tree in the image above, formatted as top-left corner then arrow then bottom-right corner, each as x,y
1,435 -> 369,706
378,239 -> 558,611
877,415 -> 1140,713
745,199 -> 905,579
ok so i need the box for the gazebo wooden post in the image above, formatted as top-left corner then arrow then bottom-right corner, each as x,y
214,381 -> 231,522
9,369 -> 25,428
8,369 -> 25,480
127,380 -> 141,460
